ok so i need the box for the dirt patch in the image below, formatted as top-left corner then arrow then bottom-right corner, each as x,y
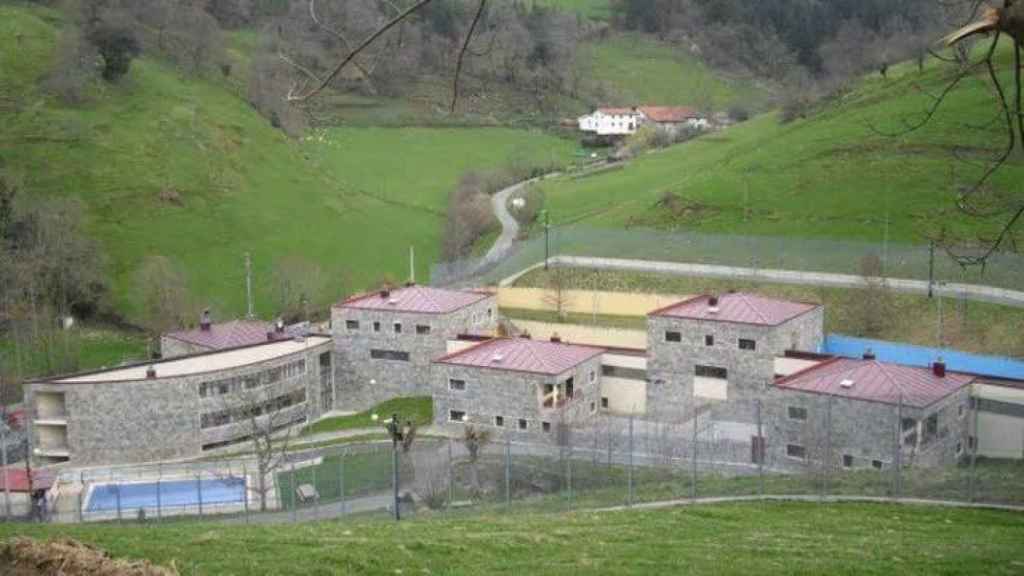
655,191 -> 720,220
0,537 -> 177,576
157,188 -> 184,207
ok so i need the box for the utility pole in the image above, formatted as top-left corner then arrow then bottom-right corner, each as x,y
409,246 -> 415,285
1,409 -> 9,520
245,252 -> 254,319
541,210 -> 550,270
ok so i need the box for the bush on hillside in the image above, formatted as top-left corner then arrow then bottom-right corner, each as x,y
88,24 -> 141,82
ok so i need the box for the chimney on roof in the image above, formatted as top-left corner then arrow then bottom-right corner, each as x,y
863,348 -> 876,360
519,332 -> 531,339
146,366 -> 157,379
707,295 -> 720,314
550,333 -> 562,343
267,330 -> 276,342
380,288 -> 390,299
405,281 -> 415,287
933,358 -> 947,378
200,309 -> 211,331
275,317 -> 285,333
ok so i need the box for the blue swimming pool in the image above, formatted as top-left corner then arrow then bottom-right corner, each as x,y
86,477 -> 247,512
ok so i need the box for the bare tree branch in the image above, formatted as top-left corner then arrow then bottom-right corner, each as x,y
451,0 -> 488,115
309,0 -> 378,95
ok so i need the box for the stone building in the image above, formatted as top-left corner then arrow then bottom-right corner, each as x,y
26,336 -> 333,467
331,285 -> 497,411
645,293 -> 824,421
161,311 -> 300,358
769,356 -> 975,470
431,337 -> 605,441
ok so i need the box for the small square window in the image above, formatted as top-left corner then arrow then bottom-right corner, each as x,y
373,321 -> 381,333
739,339 -> 756,351
542,422 -> 551,433
487,308 -> 493,318
449,379 -> 466,391
495,416 -> 504,427
601,397 -> 609,409
590,402 -> 596,414
346,320 -> 359,330
842,454 -> 854,468
956,441 -> 963,456
449,410 -> 466,423
968,436 -> 977,450
393,322 -> 402,334
416,324 -> 431,335
958,403 -> 966,419
665,331 -> 681,343
786,444 -> 806,459
787,406 -> 808,421
872,460 -> 884,470
589,371 -> 596,383
518,418 -> 528,430
705,334 -> 714,346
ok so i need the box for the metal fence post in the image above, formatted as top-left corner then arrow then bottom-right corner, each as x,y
567,443 -> 574,510
504,437 -> 511,509
313,464 -> 319,521
197,473 -> 204,518
448,437 -> 455,515
969,400 -> 979,503
290,460 -> 297,523
627,412 -> 634,507
1,419 -> 9,521
115,485 -> 122,524
894,394 -> 903,499
756,399 -> 764,498
690,404 -> 699,500
339,451 -> 346,516
76,486 -> 83,524
824,395 -> 833,500
242,463 -> 250,523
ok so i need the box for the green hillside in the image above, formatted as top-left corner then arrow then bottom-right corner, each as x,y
538,45 -> 1024,247
4,502 -> 1022,574
0,4 -> 573,319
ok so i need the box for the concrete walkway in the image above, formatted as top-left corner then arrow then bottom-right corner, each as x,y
510,255 -> 1024,308
597,494 -> 1024,514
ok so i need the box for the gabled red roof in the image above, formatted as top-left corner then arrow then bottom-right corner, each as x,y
639,106 -> 700,123
337,285 -> 491,315
651,293 -> 819,326
435,338 -> 604,375
595,107 -> 639,116
0,468 -> 55,493
775,357 -> 975,408
164,320 -> 274,351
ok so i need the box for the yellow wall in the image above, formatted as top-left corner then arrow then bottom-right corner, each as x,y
498,288 -> 691,317
509,320 -> 648,349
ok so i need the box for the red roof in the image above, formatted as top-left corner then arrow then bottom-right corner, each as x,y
639,106 -> 700,123
0,468 -> 55,493
596,107 -> 639,116
775,357 -> 975,408
651,293 -> 819,326
164,320 -> 274,351
337,285 -> 492,315
435,338 -> 604,375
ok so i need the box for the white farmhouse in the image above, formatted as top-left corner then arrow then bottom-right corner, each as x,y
577,107 -> 642,136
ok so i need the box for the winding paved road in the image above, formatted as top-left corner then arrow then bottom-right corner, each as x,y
481,173 -> 557,267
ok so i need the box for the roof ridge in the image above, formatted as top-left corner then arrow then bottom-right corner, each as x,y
735,293 -> 770,324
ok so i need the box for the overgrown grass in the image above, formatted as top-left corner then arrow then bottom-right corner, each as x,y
3,502 -> 1022,574
0,326 -> 148,387
304,397 -> 434,436
537,43 -> 1024,248
275,449 -> 395,508
512,268 -> 1024,357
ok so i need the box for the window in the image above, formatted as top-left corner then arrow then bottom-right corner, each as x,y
787,406 -> 808,421
589,371 -> 596,383
695,365 -> 728,379
956,441 -> 963,456
665,331 -> 682,343
601,397 -> 609,409
518,418 -> 528,430
373,321 -> 381,333
346,320 -> 359,330
872,460 -> 884,470
958,403 -> 966,419
370,349 -> 410,362
416,324 -> 431,335
449,378 -> 466,392
786,444 -> 806,459
968,436 -> 977,450
565,378 -> 574,398
487,308 -> 493,319
495,416 -> 504,427
393,322 -> 403,334
590,402 -> 596,414
449,410 -> 466,423
843,455 -> 854,468
739,339 -> 757,351
602,365 -> 647,380
542,422 -> 551,433
705,334 -> 714,346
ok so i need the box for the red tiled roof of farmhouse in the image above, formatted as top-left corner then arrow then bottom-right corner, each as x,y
164,320 -> 274,350
435,338 -> 605,375
650,293 -> 819,326
596,107 -> 639,115
337,285 -> 492,314
775,357 -> 975,408
639,106 -> 700,122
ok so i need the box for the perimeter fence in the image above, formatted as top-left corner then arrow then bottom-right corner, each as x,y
430,226 -> 1024,294
9,396 -> 1021,526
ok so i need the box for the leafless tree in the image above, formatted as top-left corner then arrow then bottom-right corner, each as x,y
541,266 -> 575,321
133,255 -> 191,349
845,254 -> 894,338
441,172 -> 497,262
44,26 -> 96,105
271,255 -> 325,323
460,422 -> 491,492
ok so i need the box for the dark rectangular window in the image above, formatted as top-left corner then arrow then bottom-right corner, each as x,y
370,349 -> 410,362
602,365 -> 647,380
495,416 -> 504,427
542,422 -> 551,433
787,406 -> 808,421
449,379 -> 466,391
518,418 -> 528,430
842,454 -> 854,468
665,331 -> 681,342
393,322 -> 402,334
786,444 -> 806,459
705,335 -> 714,346
695,365 -> 728,379
872,460 -> 883,470
373,321 -> 381,333
416,324 -> 431,335
601,397 -> 609,409
449,410 -> 466,423
346,320 -> 359,330
739,339 -> 756,351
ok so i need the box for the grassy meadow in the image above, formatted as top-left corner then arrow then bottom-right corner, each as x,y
4,502 -> 1023,574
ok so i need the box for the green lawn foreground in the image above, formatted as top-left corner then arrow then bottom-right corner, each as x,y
304,397 -> 433,436
4,502 -> 1023,575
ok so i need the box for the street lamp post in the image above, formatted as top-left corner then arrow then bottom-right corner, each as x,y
384,413 -> 403,521
541,210 -> 550,270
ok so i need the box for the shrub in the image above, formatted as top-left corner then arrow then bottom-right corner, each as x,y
88,24 -> 141,82
728,105 -> 750,122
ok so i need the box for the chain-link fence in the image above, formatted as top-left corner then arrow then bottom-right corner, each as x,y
431,226 -> 1024,293
13,394 -> 1019,526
